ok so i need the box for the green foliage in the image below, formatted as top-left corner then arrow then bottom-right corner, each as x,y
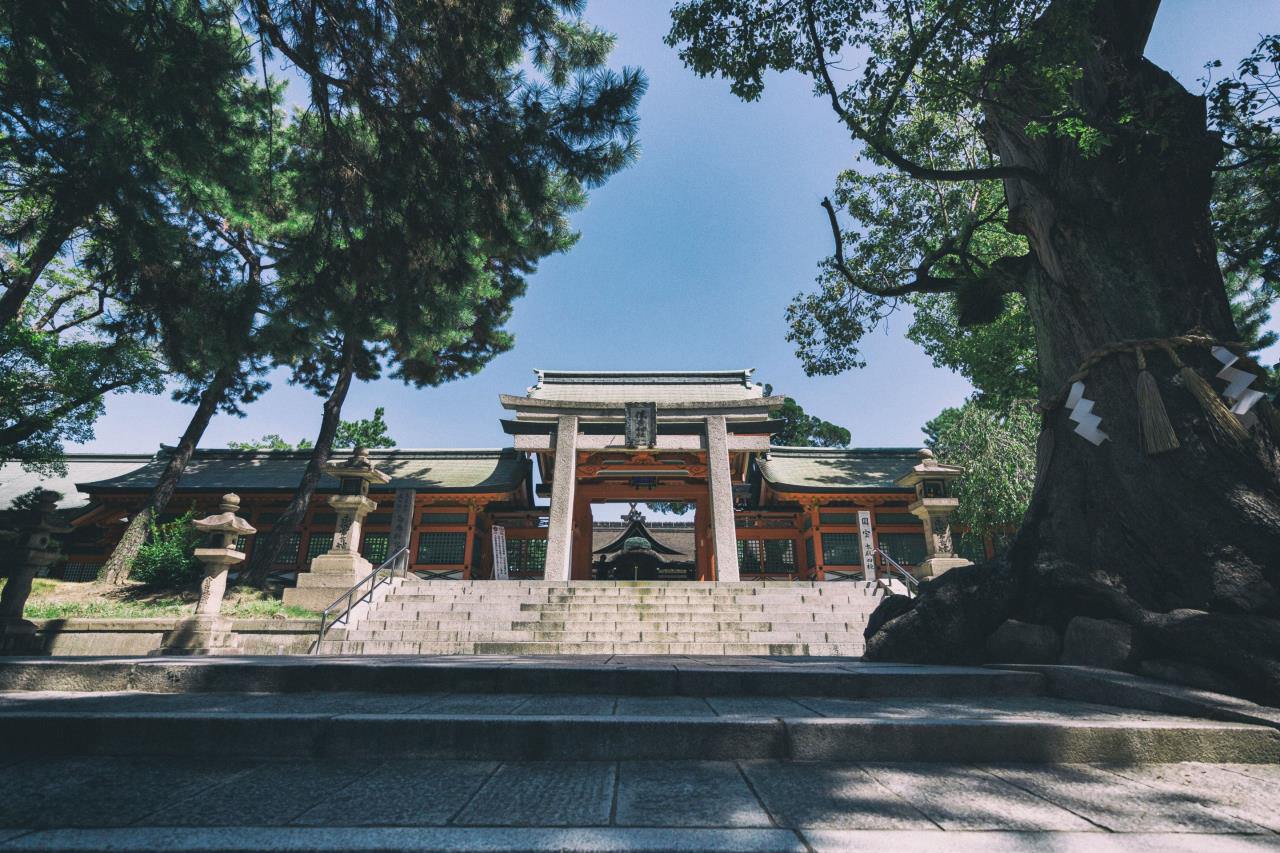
1208,35 -> 1280,297
227,434 -> 297,452
8,487 -> 61,514
646,502 -> 692,515
782,108 -> 1031,378
228,407 -> 397,451
926,401 -> 1039,544
334,408 -> 396,449
0,0 -> 258,322
906,293 -> 1038,408
669,5 -> 1279,395
130,510 -> 201,588
1,262 -> 164,475
221,599 -> 318,619
22,598 -> 189,620
769,392 -> 850,447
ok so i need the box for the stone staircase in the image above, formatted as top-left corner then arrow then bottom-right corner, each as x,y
317,579 -> 885,656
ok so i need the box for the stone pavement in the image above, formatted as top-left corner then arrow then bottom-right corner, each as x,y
0,756 -> 1278,850
1,656 -> 1278,849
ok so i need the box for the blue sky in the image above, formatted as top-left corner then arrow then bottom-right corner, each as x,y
81,1 -> 1280,503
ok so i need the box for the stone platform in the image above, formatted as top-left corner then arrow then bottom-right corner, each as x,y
0,657 -> 1276,850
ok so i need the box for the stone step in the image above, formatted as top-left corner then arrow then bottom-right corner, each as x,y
317,637 -> 849,650
377,602 -> 878,614
384,592 -> 880,604
350,622 -> 867,636
2,690 -> 1274,764
0,657 -> 1047,697
336,629 -> 866,644
357,614 -> 869,625
393,581 -> 875,592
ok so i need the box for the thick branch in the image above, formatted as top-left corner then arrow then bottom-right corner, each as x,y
821,197 -> 958,297
0,378 -> 135,446
801,0 -> 1047,189
250,0 -> 351,94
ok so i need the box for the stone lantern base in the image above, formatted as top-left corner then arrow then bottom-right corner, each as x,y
918,555 -> 972,578
152,616 -> 240,656
283,552 -> 372,613
0,618 -> 46,655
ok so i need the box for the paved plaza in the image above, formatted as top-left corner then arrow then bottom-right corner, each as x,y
0,756 -> 1278,850
0,656 -> 1277,850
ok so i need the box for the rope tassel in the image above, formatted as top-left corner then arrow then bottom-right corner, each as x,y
1134,348 -> 1179,454
1161,344 -> 1249,446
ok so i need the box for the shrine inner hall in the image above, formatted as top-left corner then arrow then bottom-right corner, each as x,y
2,370 -> 988,585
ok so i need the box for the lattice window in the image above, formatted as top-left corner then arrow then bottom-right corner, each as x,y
418,532 -> 467,565
275,533 -> 301,563
507,539 -> 547,572
59,562 -> 101,582
876,513 -> 919,527
878,532 -> 927,566
420,512 -> 469,525
819,512 -> 858,525
361,533 -> 390,564
821,533 -> 862,566
737,539 -> 796,572
306,534 -> 333,560
805,536 -> 815,568
234,535 -> 248,552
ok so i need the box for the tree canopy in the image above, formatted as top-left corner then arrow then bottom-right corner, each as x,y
668,0 -> 1280,702
229,407 -> 397,451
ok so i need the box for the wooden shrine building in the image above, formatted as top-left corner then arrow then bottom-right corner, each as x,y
1,370 -> 988,584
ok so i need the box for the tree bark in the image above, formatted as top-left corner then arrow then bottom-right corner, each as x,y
240,336 -> 359,588
100,364 -> 237,584
865,0 -> 1280,703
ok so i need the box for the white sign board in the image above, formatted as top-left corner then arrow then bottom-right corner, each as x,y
857,510 -> 877,582
491,525 -> 509,580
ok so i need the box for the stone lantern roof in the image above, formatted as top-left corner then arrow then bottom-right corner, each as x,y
894,448 -> 964,490
323,447 -> 392,486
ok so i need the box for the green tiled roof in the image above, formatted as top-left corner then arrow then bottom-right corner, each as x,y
76,448 -> 527,494
758,447 -> 920,492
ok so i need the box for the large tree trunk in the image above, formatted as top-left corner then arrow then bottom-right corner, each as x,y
101,365 -> 237,584
865,0 -> 1280,703
240,337 -> 359,588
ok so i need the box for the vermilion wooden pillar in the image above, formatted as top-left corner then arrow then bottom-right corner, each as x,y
694,496 -> 713,581
570,494 -> 593,580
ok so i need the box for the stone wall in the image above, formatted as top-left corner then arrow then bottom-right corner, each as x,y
34,618 -> 320,656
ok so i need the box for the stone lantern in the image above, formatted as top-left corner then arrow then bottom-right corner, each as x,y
0,490 -> 71,654
156,492 -> 255,655
284,447 -> 391,611
895,448 -> 970,578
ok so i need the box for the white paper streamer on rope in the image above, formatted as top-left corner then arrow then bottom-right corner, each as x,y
1066,381 -> 1109,445
1211,346 -> 1265,415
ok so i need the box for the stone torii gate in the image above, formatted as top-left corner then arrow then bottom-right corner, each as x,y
499,370 -> 784,582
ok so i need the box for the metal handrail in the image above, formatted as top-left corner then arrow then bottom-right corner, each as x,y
872,548 -> 920,598
312,547 -> 410,654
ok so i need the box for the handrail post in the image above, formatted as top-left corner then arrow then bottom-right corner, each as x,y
312,546 -> 410,655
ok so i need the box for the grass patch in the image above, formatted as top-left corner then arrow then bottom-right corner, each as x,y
10,577 -> 318,620
22,599 -> 190,620
222,599 -> 319,619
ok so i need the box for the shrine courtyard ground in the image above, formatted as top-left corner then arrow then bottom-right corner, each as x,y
0,655 -> 1277,851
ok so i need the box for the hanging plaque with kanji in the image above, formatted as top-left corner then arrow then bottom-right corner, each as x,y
624,402 -> 657,448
